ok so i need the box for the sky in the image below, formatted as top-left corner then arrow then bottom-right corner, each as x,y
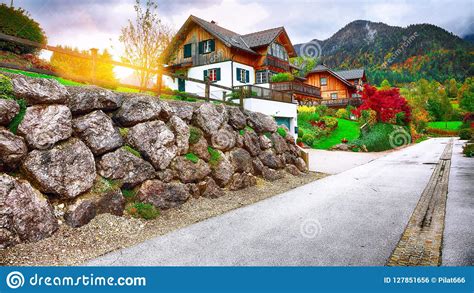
2,0 -> 473,60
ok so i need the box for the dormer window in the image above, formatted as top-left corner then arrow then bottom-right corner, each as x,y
199,39 -> 215,54
269,42 -> 288,61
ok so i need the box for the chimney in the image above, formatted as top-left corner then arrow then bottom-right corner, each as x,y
211,20 -> 216,24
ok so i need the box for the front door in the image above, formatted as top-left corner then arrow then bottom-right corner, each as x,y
274,117 -> 291,129
178,78 -> 185,92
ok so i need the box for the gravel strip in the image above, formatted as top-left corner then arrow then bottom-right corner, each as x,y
0,172 -> 325,266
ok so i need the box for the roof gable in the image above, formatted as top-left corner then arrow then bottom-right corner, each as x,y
306,64 -> 355,87
334,68 -> 365,80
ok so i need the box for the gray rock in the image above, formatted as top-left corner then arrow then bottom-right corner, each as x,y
171,156 -> 211,183
193,103 -> 228,134
211,125 -> 236,151
169,115 -> 189,155
95,189 -> 125,216
262,166 -> 284,181
285,164 -> 303,176
67,85 -> 122,114
210,151 -> 234,187
190,136 -> 210,161
258,149 -> 285,169
22,138 -> 96,199
18,104 -> 72,150
0,174 -> 58,248
114,95 -> 162,126
243,131 -> 261,156
0,99 -> 19,126
246,111 -> 277,133
97,148 -> 155,187
168,101 -> 196,121
259,134 -> 273,149
200,177 -> 225,198
159,100 -> 174,121
187,183 -> 201,198
156,169 -> 176,183
229,148 -> 253,173
227,106 -> 247,130
271,133 -> 289,154
0,129 -> 27,170
295,157 -> 308,172
73,110 -> 123,155
228,172 -> 257,191
64,200 -> 96,228
137,180 -> 190,209
126,120 -> 177,170
252,157 -> 265,176
10,74 -> 68,105
330,143 -> 351,151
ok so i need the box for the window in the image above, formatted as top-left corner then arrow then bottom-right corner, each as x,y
320,77 -> 327,86
199,39 -> 215,54
204,68 -> 221,82
331,93 -> 338,99
269,42 -> 288,61
256,70 -> 267,84
353,80 -> 359,85
183,43 -> 192,58
237,68 -> 249,83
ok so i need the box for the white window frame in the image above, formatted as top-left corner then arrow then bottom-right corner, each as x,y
256,70 -> 267,84
331,93 -> 338,99
203,40 -> 212,54
320,77 -> 327,86
208,68 -> 218,81
238,68 -> 247,83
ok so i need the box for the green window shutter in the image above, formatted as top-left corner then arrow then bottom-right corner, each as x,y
210,39 -> 215,52
236,68 -> 241,82
198,41 -> 204,54
183,44 -> 192,58
203,69 -> 208,80
245,70 -> 250,83
216,68 -> 221,81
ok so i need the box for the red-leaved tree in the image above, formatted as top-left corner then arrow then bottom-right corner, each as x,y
353,84 -> 411,124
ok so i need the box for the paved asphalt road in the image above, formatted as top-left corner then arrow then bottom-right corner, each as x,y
88,138 -> 470,266
306,149 -> 387,174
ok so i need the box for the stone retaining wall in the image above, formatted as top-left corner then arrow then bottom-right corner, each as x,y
0,73 -> 307,248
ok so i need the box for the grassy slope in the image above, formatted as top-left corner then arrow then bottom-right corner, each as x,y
0,67 -> 83,86
427,121 -> 462,130
312,118 -> 360,150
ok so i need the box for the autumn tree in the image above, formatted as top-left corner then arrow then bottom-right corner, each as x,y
119,0 -> 173,89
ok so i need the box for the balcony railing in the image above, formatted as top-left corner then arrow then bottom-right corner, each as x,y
320,97 -> 363,107
233,85 -> 294,104
264,56 -> 290,71
270,81 -> 321,99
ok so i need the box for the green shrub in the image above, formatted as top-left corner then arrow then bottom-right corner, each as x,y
122,188 -> 137,201
277,127 -> 287,138
8,99 -> 26,134
270,72 -> 294,82
207,147 -> 221,166
239,129 -> 245,136
119,127 -> 129,138
353,123 -> 411,152
459,128 -> 473,140
0,4 -> 47,54
314,105 -> 328,116
189,126 -> 202,144
395,112 -> 406,125
93,177 -> 121,194
0,74 -> 14,100
245,126 -> 254,132
298,128 -> 305,138
185,153 -> 199,163
335,108 -> 349,119
321,116 -> 338,130
302,133 -> 315,146
463,143 -> 474,157
122,145 -> 142,158
127,202 -> 159,220
326,108 -> 336,116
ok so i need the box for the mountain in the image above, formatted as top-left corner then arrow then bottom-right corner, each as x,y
295,20 -> 473,85
463,34 -> 474,44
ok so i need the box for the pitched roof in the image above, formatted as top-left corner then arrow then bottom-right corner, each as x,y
334,68 -> 365,80
241,27 -> 284,48
307,64 -> 355,87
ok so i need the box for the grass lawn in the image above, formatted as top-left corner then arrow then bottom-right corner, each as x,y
427,121 -> 462,130
0,67 -> 84,86
312,118 -> 360,150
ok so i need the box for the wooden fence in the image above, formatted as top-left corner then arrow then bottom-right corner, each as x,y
0,32 -> 240,107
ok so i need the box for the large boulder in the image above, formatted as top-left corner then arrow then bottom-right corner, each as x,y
258,149 -> 285,169
227,106 -> 247,130
97,148 -> 155,187
259,134 -> 273,149
64,200 -> 96,228
211,125 -> 236,151
0,174 -> 58,248
0,128 -> 27,170
199,177 -> 225,198
294,157 -> 308,172
9,74 -> 68,105
229,148 -> 253,173
169,115 -> 190,155
210,151 -> 234,187
168,101 -> 196,122
242,131 -> 261,156
73,110 -> 123,155
67,85 -> 122,114
22,138 -> 96,199
171,156 -> 211,183
18,104 -> 72,150
94,189 -> 125,216
271,133 -> 289,154
261,166 -> 284,181
0,99 -> 19,126
228,172 -> 257,191
190,136 -> 210,161
114,95 -> 162,126
193,103 -> 228,134
285,164 -> 303,176
246,111 -> 277,133
137,180 -> 190,209
126,120 -> 177,170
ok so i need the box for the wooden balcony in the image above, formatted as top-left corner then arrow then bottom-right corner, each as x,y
264,56 -> 290,71
233,85 -> 294,104
270,81 -> 321,100
320,97 -> 363,108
